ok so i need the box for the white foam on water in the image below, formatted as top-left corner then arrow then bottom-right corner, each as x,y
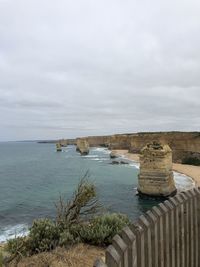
91,147 -> 110,154
0,224 -> 29,243
84,155 -> 99,158
174,171 -> 195,191
90,158 -> 108,161
129,163 -> 140,169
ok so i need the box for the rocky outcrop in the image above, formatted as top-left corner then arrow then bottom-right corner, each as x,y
110,160 -> 129,165
138,142 -> 177,197
56,143 -> 62,152
76,139 -> 89,155
110,151 -> 119,159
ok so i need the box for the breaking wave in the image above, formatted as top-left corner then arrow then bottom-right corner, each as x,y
0,224 -> 29,243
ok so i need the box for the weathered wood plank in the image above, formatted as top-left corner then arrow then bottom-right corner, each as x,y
192,188 -> 199,267
174,194 -> 185,267
93,258 -> 108,267
121,226 -> 137,267
131,222 -> 145,267
184,190 -> 194,266
157,203 -> 170,267
179,192 -> 190,267
146,210 -> 159,267
138,215 -> 152,267
151,206 -> 164,267
106,245 -> 122,267
112,234 -> 128,267
168,197 -> 180,267
164,200 -> 175,267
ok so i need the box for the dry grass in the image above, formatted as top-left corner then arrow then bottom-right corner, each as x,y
7,244 -> 105,267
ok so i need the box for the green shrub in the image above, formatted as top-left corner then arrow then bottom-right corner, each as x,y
182,157 -> 200,166
0,251 -> 3,267
56,176 -> 100,229
58,230 -> 80,247
79,213 -> 130,246
6,236 -> 28,257
28,219 -> 60,253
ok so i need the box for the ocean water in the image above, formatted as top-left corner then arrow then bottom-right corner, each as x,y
0,142 -> 194,242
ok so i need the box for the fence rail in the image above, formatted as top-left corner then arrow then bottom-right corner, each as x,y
94,187 -> 200,267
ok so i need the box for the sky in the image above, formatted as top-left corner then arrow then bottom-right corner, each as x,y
0,0 -> 200,141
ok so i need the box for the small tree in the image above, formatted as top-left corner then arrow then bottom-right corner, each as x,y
55,171 -> 101,229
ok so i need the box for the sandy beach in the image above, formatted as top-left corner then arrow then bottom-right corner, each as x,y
113,149 -> 200,186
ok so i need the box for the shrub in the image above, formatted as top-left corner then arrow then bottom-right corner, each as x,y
28,219 -> 60,253
56,175 -> 101,230
182,157 -> 200,166
0,251 -> 3,266
79,213 -> 130,246
6,236 -> 28,257
58,230 -> 80,247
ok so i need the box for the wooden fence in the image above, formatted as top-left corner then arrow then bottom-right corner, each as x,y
94,187 -> 200,267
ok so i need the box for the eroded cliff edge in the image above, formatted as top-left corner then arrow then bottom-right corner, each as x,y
76,132 -> 200,164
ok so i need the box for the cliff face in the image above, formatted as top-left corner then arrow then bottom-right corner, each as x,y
129,132 -> 200,163
77,132 -> 200,163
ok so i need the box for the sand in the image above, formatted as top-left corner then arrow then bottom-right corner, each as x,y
113,149 -> 200,186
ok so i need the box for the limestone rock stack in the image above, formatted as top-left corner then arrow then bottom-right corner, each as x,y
138,142 -> 177,197
76,139 -> 89,155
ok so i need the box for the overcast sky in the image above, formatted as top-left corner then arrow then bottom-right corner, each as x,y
0,0 -> 200,141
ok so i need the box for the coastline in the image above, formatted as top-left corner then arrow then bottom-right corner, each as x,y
112,149 -> 200,187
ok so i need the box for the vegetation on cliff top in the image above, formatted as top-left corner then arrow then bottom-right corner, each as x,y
182,157 -> 200,166
4,175 -> 130,265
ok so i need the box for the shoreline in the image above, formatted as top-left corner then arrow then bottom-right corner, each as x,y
112,149 -> 200,187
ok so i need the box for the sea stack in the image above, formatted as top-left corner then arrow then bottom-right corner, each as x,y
76,139 -> 89,155
138,142 -> 177,197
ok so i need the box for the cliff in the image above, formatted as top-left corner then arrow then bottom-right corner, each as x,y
76,132 -> 200,164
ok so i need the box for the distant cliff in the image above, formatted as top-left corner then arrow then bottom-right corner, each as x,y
38,139 -> 76,145
76,132 -> 200,164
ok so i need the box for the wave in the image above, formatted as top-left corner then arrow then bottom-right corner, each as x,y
90,158 -> 108,161
0,224 -> 29,243
174,172 -> 195,191
128,163 -> 140,169
83,155 -> 99,158
91,147 -> 110,154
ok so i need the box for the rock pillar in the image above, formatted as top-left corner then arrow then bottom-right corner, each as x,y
138,142 -> 177,197
76,139 -> 89,155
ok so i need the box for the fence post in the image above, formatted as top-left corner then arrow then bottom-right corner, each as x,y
93,259 -> 108,267
151,206 -> 164,267
121,226 -> 137,267
179,192 -> 193,267
192,188 -> 199,267
112,234 -> 128,267
179,192 -> 190,267
138,215 -> 152,267
106,245 -> 122,267
158,202 -> 170,267
164,200 -> 175,267
168,196 -> 180,267
174,194 -> 185,267
145,210 -> 159,267
131,222 -> 145,267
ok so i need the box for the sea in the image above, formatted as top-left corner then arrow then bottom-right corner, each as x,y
0,142 -> 195,242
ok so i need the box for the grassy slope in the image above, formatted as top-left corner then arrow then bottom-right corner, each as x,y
5,244 -> 105,267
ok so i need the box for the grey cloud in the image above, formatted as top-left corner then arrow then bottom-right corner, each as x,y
0,0 -> 200,141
